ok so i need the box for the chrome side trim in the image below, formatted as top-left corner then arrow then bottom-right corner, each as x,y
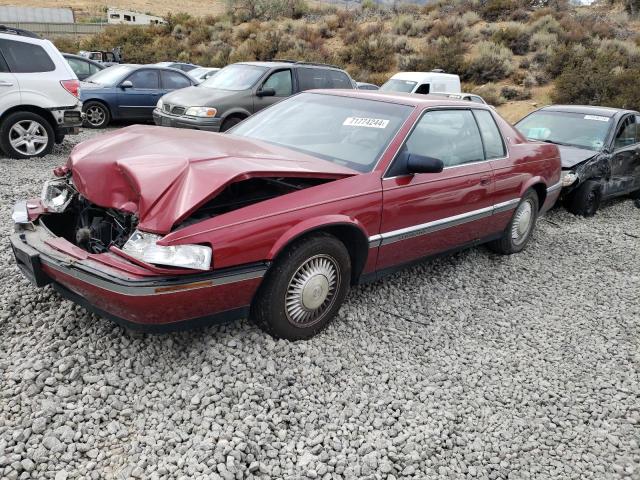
368,198 -> 521,246
40,257 -> 267,297
492,198 -> 521,214
368,234 -> 383,248
546,181 -> 562,194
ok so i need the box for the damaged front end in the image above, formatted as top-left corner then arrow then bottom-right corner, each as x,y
38,177 -> 137,255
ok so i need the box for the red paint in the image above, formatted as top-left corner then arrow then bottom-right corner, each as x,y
25,93 -> 561,328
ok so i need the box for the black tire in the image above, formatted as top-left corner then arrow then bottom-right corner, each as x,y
629,188 -> 640,200
220,115 -> 244,132
83,101 -> 111,128
565,179 -> 602,217
0,111 -> 54,159
488,189 -> 539,255
251,233 -> 351,340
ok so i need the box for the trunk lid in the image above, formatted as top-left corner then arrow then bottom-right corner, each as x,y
68,125 -> 356,234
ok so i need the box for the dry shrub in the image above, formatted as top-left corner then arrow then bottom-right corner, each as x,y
492,22 -> 531,55
400,35 -> 466,74
500,86 -> 532,100
464,41 -> 514,82
529,32 -> 557,52
461,11 -> 481,26
429,18 -> 466,39
340,35 -> 395,73
529,14 -> 562,35
471,83 -> 505,106
480,0 -> 520,22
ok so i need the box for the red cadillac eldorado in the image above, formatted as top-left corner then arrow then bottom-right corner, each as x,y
10,91 -> 561,340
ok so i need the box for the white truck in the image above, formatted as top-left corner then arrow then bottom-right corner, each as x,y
0,25 -> 82,159
380,71 -> 461,95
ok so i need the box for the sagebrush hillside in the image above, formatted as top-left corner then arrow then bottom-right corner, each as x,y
52,0 -> 640,121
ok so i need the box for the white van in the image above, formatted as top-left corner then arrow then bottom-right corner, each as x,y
380,71 -> 461,95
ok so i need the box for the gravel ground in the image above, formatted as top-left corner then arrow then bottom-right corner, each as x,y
1,129 -> 639,480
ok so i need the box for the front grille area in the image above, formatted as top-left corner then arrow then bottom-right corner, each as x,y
162,103 -> 186,116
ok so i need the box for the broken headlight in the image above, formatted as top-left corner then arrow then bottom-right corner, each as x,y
560,170 -> 578,187
41,179 -> 74,213
122,230 -> 212,271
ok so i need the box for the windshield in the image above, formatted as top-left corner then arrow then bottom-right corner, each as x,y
380,79 -> 417,93
516,111 -> 612,151
85,65 -> 133,85
200,64 -> 266,90
230,93 -> 412,172
189,67 -> 210,77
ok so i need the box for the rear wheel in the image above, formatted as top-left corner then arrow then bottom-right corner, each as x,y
83,101 -> 111,128
251,233 -> 351,340
565,179 -> 602,217
0,112 -> 54,159
488,190 -> 539,255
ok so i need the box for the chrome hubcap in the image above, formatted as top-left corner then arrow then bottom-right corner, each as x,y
285,254 -> 339,326
86,106 -> 105,125
9,120 -> 48,156
511,200 -> 534,245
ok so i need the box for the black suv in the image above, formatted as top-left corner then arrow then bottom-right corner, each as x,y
153,61 -> 355,132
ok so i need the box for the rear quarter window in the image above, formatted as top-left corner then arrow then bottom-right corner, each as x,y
297,68 -> 331,90
0,39 -> 55,73
328,70 -> 352,88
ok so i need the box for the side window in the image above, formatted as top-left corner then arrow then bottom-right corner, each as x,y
473,109 -> 506,159
414,83 -> 430,95
67,58 -> 91,77
0,53 -> 7,73
89,63 -> 101,75
403,109 -> 484,168
470,96 -> 485,104
328,70 -> 352,88
162,70 -> 191,90
126,70 -> 160,89
297,68 -> 330,91
0,39 -> 55,73
263,69 -> 292,96
636,116 -> 640,143
614,116 -> 638,149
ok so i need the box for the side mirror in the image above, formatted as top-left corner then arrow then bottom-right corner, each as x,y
257,87 -> 276,97
120,80 -> 133,89
406,154 -> 444,174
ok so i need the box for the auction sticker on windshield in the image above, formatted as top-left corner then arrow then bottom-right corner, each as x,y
343,117 -> 390,128
584,115 -> 609,122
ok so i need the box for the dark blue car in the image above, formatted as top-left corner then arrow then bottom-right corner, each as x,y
80,65 -> 196,128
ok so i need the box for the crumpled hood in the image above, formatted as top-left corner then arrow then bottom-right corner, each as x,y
161,85 -> 243,107
557,145 -> 599,169
68,125 -> 357,234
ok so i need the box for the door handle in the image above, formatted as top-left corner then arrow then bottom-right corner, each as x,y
479,176 -> 491,186
0,81 -> 13,86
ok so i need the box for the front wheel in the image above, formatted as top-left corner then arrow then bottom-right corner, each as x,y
565,179 -> 602,217
0,112 -> 54,159
488,190 -> 539,255
220,115 -> 244,132
251,233 -> 351,340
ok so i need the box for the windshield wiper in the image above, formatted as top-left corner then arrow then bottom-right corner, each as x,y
538,139 -> 573,147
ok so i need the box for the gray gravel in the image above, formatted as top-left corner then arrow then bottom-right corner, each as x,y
1,129 -> 639,480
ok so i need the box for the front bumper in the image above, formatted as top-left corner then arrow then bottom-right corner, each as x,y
10,224 -> 267,332
153,109 -> 222,132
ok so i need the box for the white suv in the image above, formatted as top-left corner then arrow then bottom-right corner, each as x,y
0,26 -> 82,159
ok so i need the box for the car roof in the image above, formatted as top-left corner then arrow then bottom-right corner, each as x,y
540,104 -> 638,117
306,89 -> 495,109
390,71 -> 460,82
238,61 -> 345,71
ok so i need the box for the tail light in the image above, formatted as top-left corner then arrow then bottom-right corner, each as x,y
60,79 -> 80,98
